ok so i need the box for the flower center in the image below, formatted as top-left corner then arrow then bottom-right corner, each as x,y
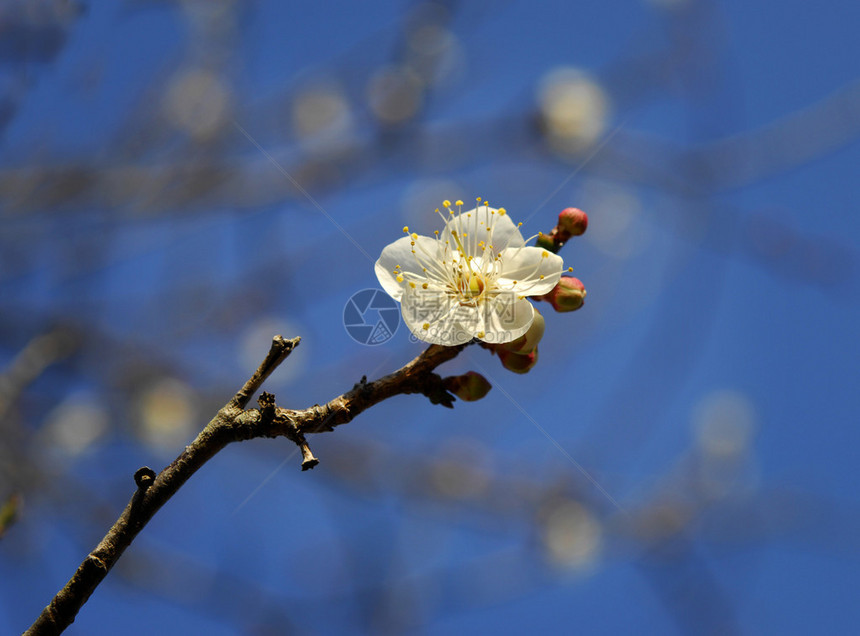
455,271 -> 485,301
468,272 -> 485,295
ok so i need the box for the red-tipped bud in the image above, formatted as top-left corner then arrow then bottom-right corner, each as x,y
498,347 -> 539,374
558,207 -> 588,237
543,276 -> 586,312
501,309 -> 545,354
444,371 -> 492,401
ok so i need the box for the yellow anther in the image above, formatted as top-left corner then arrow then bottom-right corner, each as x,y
409,282 -> 416,288
539,275 -> 545,280
476,196 -> 482,202
422,283 -> 428,289
411,233 -> 418,240
477,331 -> 485,338
455,200 -> 464,206
498,208 -> 506,216
568,266 -> 573,272
517,222 -> 523,227
403,226 -> 409,233
443,200 -> 451,207
541,251 -> 548,258
538,231 -> 544,237
396,274 -> 404,283
422,323 -> 430,330
434,230 -> 439,235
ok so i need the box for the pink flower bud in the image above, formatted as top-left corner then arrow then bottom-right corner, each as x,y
501,308 -> 545,354
544,276 -> 586,312
558,207 -> 588,237
497,347 -> 539,374
444,371 -> 492,401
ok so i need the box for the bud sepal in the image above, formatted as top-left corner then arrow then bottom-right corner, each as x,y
444,371 -> 492,401
497,347 -> 539,374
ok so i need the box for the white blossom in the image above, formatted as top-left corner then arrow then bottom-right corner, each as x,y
375,199 -> 565,345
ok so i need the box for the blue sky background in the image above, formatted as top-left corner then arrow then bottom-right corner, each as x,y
1,0 -> 859,633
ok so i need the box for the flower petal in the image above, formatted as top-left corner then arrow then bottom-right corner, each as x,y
401,285 -> 478,345
477,295 -> 535,344
496,246 -> 563,297
375,235 -> 444,301
441,206 -> 526,258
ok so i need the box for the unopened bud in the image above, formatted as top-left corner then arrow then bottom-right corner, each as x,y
498,347 -> 539,374
444,371 -> 492,401
501,309 -> 545,353
544,276 -> 586,312
558,207 -> 588,237
536,232 -> 556,252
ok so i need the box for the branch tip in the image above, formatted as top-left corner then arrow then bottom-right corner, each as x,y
273,334 -> 300,353
300,443 -> 320,471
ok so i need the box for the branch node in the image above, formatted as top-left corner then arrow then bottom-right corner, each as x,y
133,466 -> 156,490
258,391 -> 276,419
86,553 -> 108,573
422,373 -> 456,408
353,375 -> 371,397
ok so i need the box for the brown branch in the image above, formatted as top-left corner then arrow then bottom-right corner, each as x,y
25,337 -> 468,635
